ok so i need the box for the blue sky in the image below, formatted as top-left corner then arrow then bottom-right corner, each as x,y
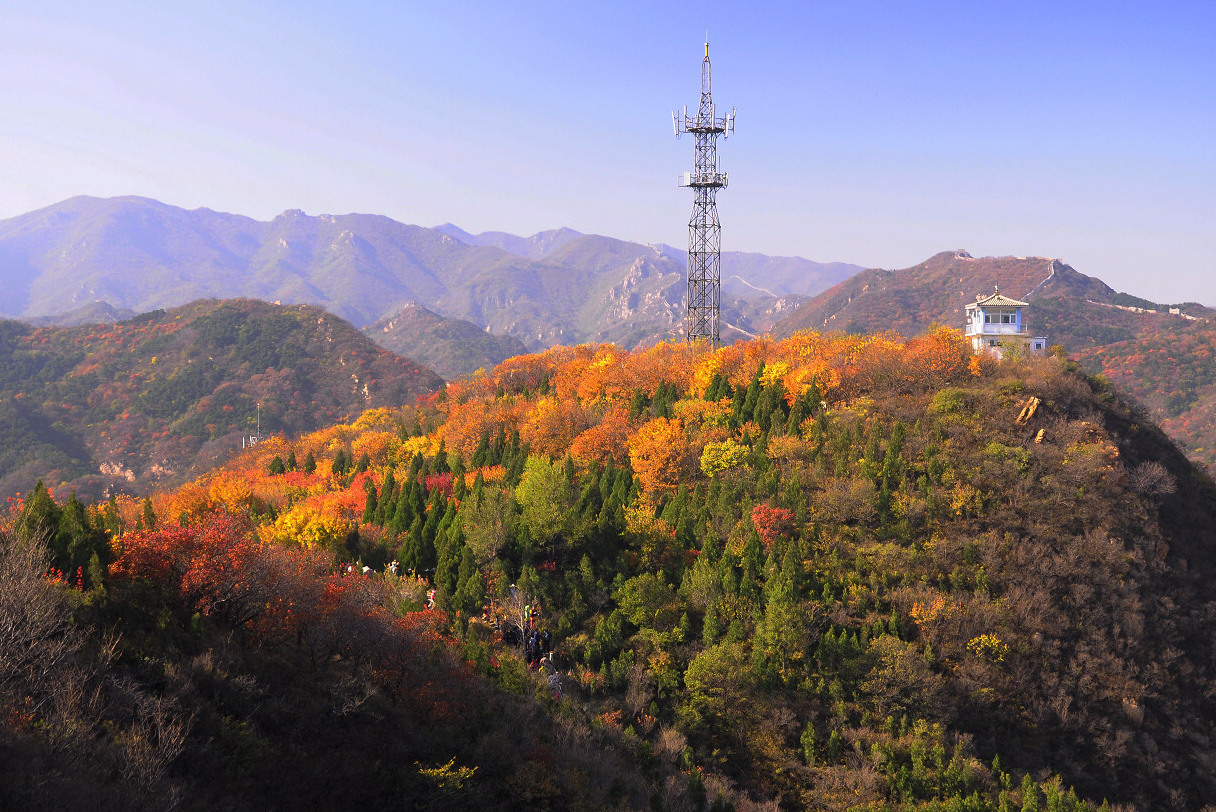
2,1 -> 1214,304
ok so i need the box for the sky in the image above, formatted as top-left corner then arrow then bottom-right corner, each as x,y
2,1 -> 1214,305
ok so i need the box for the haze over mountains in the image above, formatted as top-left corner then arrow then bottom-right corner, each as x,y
0,196 -> 861,363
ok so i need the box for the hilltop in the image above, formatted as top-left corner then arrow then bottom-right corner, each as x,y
4,331 -> 1214,810
366,302 -> 529,381
774,250 -> 1216,474
0,299 -> 442,500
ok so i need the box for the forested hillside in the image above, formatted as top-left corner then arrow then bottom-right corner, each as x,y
5,330 -> 1215,810
0,299 -> 442,500
1073,320 -> 1216,474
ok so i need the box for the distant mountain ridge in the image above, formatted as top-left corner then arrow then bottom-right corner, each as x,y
773,249 -> 1213,338
436,222 -> 863,299
367,302 -> 529,381
0,197 -> 862,369
25,300 -> 137,327
434,223 -> 585,260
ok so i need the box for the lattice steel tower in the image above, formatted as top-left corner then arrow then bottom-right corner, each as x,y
673,42 -> 735,346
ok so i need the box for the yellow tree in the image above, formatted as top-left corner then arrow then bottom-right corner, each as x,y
629,417 -> 690,495
520,396 -> 588,459
569,405 -> 632,466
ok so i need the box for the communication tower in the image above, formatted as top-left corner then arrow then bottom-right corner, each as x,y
242,402 -> 265,449
673,41 -> 735,346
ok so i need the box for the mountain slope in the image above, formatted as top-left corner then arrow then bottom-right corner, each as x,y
774,251 -> 1120,338
1074,320 -> 1216,472
365,302 -> 528,381
14,333 -> 1215,809
0,299 -> 443,500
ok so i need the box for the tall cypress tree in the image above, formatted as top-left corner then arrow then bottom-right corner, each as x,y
399,517 -> 425,573
436,534 -> 461,596
103,492 -> 123,536
471,432 -> 491,468
362,477 -> 379,524
741,364 -> 765,423
433,440 -> 450,474
140,497 -> 158,531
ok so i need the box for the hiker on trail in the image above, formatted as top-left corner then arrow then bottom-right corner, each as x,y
541,629 -> 552,655
528,631 -> 541,667
540,654 -> 563,700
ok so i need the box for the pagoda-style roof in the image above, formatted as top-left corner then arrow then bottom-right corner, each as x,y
966,290 -> 1029,309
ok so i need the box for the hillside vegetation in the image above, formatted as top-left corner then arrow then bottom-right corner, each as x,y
0,299 -> 442,500
4,329 -> 1215,810
1073,320 -> 1216,474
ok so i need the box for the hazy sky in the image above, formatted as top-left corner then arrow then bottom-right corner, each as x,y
2,1 -> 1213,304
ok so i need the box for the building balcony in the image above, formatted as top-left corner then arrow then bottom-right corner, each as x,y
965,323 -> 1027,337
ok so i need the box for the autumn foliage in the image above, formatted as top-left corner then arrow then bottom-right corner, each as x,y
12,326 -> 1216,811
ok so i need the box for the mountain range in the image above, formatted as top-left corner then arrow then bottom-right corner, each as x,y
5,198 -> 1216,810
0,196 -> 861,369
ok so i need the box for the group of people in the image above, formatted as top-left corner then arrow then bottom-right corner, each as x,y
526,628 -> 552,669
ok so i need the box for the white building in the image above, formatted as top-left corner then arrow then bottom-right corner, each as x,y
964,288 -> 1047,358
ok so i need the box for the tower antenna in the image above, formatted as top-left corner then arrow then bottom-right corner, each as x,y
673,39 -> 735,346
